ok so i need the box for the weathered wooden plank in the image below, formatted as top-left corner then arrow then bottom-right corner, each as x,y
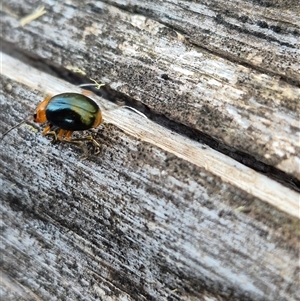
1,52 -> 298,216
1,54 -> 299,301
111,0 -> 300,81
1,0 -> 299,300
1,0 -> 299,180
1,273 -> 45,301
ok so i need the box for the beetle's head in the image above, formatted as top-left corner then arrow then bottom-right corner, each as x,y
33,96 -> 51,123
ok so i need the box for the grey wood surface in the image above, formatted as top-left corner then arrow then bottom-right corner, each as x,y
1,0 -> 299,180
1,1 -> 299,301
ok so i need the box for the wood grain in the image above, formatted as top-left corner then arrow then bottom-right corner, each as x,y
1,53 -> 299,301
1,52 -> 299,218
1,0 -> 299,300
1,0 -> 299,179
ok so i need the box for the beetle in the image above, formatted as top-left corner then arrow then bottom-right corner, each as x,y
34,92 -> 102,140
1,92 -> 103,153
1,89 -> 146,153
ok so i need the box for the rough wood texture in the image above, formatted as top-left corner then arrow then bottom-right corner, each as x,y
1,54 -> 299,301
1,0 -> 299,179
1,1 -> 299,301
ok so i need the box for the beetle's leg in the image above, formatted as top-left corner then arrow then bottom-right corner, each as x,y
70,135 -> 100,148
57,129 -> 67,141
82,135 -> 101,155
83,135 -> 100,148
43,124 -> 58,143
63,139 -> 89,158
56,132 -> 89,156
69,135 -> 101,155
64,131 -> 73,140
61,130 -> 89,155
42,124 -> 52,135
83,135 -> 101,154
45,131 -> 57,141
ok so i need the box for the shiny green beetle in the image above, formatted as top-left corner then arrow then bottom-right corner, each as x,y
33,92 -> 102,141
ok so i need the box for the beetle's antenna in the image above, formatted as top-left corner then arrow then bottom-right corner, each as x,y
120,106 -> 148,119
0,117 -> 32,141
78,82 -> 105,90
